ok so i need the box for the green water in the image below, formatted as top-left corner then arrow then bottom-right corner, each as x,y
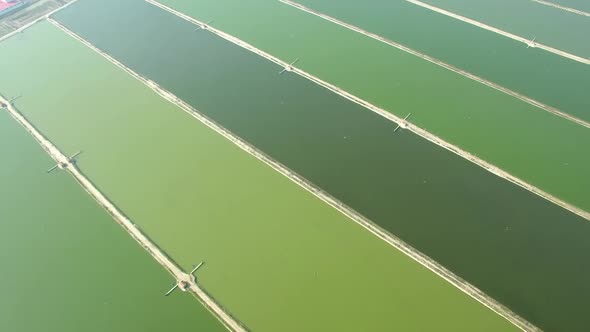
0,112 -> 226,331
0,21 -> 516,331
152,0 -> 590,214
295,0 -> 590,123
421,0 -> 590,58
550,0 -> 590,12
44,1 -> 590,330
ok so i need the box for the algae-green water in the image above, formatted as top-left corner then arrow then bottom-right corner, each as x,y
49,1 -> 590,331
294,0 -> 590,123
420,0 -> 590,58
0,21 -> 516,331
0,112 -> 226,332
148,0 -> 590,213
550,0 -> 590,12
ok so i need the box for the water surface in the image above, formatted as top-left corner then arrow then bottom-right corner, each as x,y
0,20 -> 515,331
0,111 -> 226,332
550,0 -> 590,12
48,1 -> 590,330
421,0 -> 590,58
295,0 -> 590,123
153,0 -> 590,213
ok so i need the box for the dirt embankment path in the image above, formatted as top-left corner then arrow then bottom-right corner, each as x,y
406,0 -> 590,65
280,0 -> 590,129
145,0 -> 590,227
531,0 -> 590,17
58,5 -> 541,331
1,94 -> 247,332
0,0 -> 78,43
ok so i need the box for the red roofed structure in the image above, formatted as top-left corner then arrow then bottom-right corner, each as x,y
0,0 -> 24,17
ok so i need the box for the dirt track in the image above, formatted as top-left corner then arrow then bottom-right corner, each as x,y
531,0 -> 590,17
406,0 -> 590,65
280,0 -> 590,129
1,92 -> 246,332
58,5 -> 543,331
146,0 -> 589,227
0,0 -> 77,42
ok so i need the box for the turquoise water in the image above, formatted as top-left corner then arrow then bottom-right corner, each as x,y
550,0 -> 590,11
49,0 -> 590,330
